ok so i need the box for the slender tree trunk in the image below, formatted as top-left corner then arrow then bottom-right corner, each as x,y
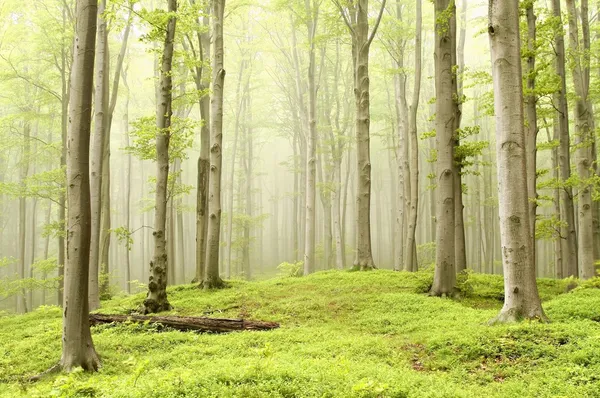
89,0 -> 108,310
524,2 -> 538,273
405,0 -> 422,272
193,1 -> 210,284
488,0 -> 546,322
123,73 -> 132,293
143,0 -> 177,314
432,0 -> 457,295
18,123 -> 31,313
303,2 -> 318,275
204,0 -> 226,289
453,0 -> 467,273
61,0 -> 100,371
243,96 -> 253,279
225,62 -> 246,278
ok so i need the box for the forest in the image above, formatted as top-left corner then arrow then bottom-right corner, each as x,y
1,0 -> 600,396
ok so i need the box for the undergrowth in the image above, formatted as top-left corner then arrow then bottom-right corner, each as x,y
1,270 -> 599,397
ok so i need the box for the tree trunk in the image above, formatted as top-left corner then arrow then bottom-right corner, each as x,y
193,1 -> 210,284
432,0 -> 457,296
405,0 -> 422,272
61,0 -> 100,371
89,0 -> 108,310
303,2 -> 318,275
143,0 -> 177,314
225,62 -> 246,279
524,2 -> 538,273
566,0 -> 595,279
18,123 -> 31,313
488,0 -> 546,322
204,0 -> 226,289
89,313 -> 279,332
552,0 -> 578,278
453,0 -> 467,273
123,74 -> 132,293
343,0 -> 385,270
243,95 -> 253,279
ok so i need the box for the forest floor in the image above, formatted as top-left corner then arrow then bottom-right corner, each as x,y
1,270 -> 600,397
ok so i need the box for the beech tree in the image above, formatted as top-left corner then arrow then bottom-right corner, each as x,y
143,0 -> 177,314
334,0 -> 386,271
488,0 -> 545,322
204,0 -> 226,289
61,0 -> 100,371
431,0 -> 457,296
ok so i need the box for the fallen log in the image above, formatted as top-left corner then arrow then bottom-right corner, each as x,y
89,313 -> 279,333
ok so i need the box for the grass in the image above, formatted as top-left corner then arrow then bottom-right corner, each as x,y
1,270 -> 600,397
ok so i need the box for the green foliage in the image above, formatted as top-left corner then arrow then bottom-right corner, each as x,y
0,272 -> 599,397
126,116 -> 196,162
113,226 -> 134,251
276,261 -> 303,277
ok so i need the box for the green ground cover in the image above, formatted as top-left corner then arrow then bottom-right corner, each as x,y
1,270 -> 600,397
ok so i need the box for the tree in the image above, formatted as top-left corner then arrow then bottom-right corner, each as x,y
488,0 -> 545,322
303,0 -> 319,275
334,0 -> 386,270
566,0 -> 595,280
61,0 -> 100,371
404,0 -> 422,272
204,0 -> 226,289
143,0 -> 177,314
431,0 -> 457,296
89,0 -> 109,311
551,0 -> 577,278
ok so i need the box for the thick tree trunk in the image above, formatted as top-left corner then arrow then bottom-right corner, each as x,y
143,0 -> 177,314
552,0 -> 578,278
89,0 -> 108,311
432,0 -> 457,295
89,313 -> 279,332
61,0 -> 100,371
346,0 -> 384,270
204,0 -> 226,289
488,0 -> 546,322
405,0 -> 422,272
566,0 -> 595,279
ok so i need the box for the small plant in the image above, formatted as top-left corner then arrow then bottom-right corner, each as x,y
277,261 -> 303,277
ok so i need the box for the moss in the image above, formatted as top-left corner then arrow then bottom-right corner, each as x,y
1,271 -> 599,397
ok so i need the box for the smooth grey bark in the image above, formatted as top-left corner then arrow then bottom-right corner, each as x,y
566,0 -> 595,279
405,0 -> 422,272
453,0 -> 466,273
432,0 -> 457,296
143,0 -> 177,314
488,0 -> 546,322
204,0 -> 226,289
524,3 -> 538,272
188,0 -> 211,284
122,67 -> 132,293
61,0 -> 100,371
89,0 -> 108,311
552,0 -> 578,278
18,122 -> 31,313
225,61 -> 246,278
335,0 -> 386,270
243,94 -> 253,279
303,1 -> 319,275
